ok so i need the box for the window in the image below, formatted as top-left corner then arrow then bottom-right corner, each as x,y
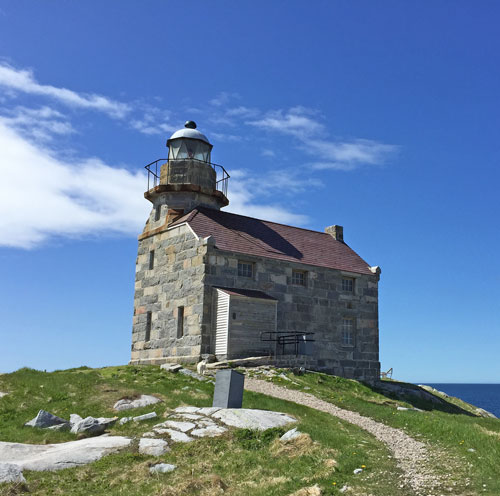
342,318 -> 354,346
145,311 -> 152,341
149,250 -> 155,270
292,270 -> 306,286
177,306 -> 184,338
342,277 -> 354,292
154,206 -> 161,221
238,261 -> 253,278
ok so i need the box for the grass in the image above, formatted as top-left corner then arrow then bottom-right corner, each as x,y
0,365 -> 407,496
251,368 -> 500,496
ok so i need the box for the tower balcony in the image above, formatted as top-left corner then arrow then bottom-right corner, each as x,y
144,158 -> 230,198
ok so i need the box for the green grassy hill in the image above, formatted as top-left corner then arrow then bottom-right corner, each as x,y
0,366 -> 498,495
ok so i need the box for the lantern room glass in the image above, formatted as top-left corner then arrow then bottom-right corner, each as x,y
168,138 -> 211,163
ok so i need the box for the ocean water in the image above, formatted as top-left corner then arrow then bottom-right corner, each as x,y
425,383 -> 500,417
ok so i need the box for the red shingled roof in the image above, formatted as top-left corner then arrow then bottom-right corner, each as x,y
172,207 -> 374,275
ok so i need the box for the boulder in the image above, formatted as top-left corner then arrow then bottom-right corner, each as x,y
191,425 -> 227,438
160,363 -> 182,373
280,427 -> 302,442
0,436 -> 131,471
113,395 -> 162,411
133,412 -> 157,422
138,438 -> 169,456
119,417 -> 132,425
25,410 -> 68,429
70,413 -> 83,426
162,429 -> 194,443
70,416 -> 117,436
212,409 -> 296,431
0,462 -> 26,483
150,463 -> 176,474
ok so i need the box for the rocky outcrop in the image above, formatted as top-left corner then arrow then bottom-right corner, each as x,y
113,395 -> 161,411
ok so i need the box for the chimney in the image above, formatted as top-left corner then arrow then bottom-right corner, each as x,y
325,225 -> 343,242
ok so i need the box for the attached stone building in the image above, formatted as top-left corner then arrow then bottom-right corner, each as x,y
131,122 -> 381,381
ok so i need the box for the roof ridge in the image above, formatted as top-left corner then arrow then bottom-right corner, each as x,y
197,207 -> 334,238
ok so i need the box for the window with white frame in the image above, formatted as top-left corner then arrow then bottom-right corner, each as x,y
342,318 -> 354,346
342,277 -> 354,292
238,261 -> 253,278
292,269 -> 306,286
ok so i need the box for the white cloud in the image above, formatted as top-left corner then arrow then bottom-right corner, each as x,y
0,106 -> 75,142
261,149 -> 275,157
248,107 -> 323,139
209,91 -> 239,107
0,119 -> 149,249
0,63 -> 130,118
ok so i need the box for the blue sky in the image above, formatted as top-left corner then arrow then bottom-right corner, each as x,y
0,1 -> 498,382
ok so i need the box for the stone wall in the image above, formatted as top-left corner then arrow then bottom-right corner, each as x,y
130,224 -> 208,365
202,249 -> 380,381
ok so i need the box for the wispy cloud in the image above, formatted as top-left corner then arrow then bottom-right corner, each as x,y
0,119 -> 148,249
0,62 -> 131,118
209,91 -> 240,107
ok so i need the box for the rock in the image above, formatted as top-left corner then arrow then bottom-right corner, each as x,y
179,368 -> 206,381
0,392 -> 7,399
197,407 -> 221,416
162,429 -> 194,443
340,484 -> 349,493
397,406 -> 423,412
70,416 -> 117,436
196,360 -> 207,376
160,363 -> 182,373
475,408 -> 497,419
158,421 -> 196,433
174,406 -> 201,414
113,395 -> 161,411
150,463 -> 176,474
0,436 -> 131,471
69,414 -> 83,426
191,425 -> 227,438
353,468 -> 363,474
25,410 -> 68,429
280,428 -> 301,442
467,448 -> 476,452
212,409 -> 297,431
0,462 -> 26,483
172,413 -> 203,421
278,373 -> 291,381
142,432 -> 157,438
47,423 -> 70,431
119,417 -> 132,425
133,412 -> 157,422
138,438 -> 169,456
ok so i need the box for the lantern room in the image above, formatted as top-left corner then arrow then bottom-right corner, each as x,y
167,120 -> 213,163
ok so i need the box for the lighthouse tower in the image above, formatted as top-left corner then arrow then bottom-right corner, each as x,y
131,122 -> 229,365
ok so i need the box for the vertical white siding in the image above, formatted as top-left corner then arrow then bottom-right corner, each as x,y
215,289 -> 230,357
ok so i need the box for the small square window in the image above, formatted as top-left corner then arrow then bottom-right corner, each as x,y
292,270 -> 306,286
342,278 -> 354,292
342,318 -> 354,346
238,261 -> 253,278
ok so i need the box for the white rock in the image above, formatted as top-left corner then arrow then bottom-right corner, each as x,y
280,428 -> 301,442
174,406 -> 201,414
196,360 -> 207,376
142,431 -> 157,438
0,392 -> 7,399
133,412 -> 157,422
47,423 -> 70,431
340,484 -> 349,493
198,407 -> 221,415
160,363 -> 182,372
163,429 -> 194,443
69,414 -> 83,426
119,417 -> 132,425
212,409 -> 297,431
70,416 -> 117,435
160,421 -> 196,433
150,463 -> 176,474
138,438 -> 169,456
191,425 -> 227,438
0,436 -> 131,471
195,419 -> 219,428
0,462 -> 26,483
113,395 -> 161,411
353,468 -> 363,474
278,373 -> 291,381
172,413 -> 203,420
467,448 -> 476,452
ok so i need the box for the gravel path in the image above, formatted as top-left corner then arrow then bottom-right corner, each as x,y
245,377 -> 441,494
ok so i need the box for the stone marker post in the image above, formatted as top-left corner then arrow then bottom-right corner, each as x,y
212,369 -> 245,408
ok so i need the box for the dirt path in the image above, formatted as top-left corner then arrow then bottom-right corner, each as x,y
245,377 -> 441,495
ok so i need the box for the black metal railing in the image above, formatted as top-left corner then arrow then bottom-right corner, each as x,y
260,331 -> 315,357
144,158 -> 230,196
